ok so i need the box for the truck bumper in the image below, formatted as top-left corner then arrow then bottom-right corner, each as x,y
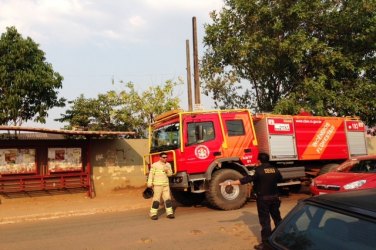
169,172 -> 189,189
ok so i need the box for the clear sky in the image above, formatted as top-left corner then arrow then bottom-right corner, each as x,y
0,0 -> 224,129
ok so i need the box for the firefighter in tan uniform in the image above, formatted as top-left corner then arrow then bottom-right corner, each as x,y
147,152 -> 174,220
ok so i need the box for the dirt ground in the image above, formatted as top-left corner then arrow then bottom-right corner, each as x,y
0,188 -> 310,250
0,187 -> 150,224
0,186 -> 310,225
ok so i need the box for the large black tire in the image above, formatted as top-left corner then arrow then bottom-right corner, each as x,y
206,169 -> 248,210
319,163 -> 339,175
171,189 -> 206,206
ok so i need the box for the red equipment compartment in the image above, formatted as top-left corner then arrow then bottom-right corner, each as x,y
345,120 -> 367,156
253,115 -> 297,161
294,117 -> 348,160
267,117 -> 294,135
346,120 -> 365,132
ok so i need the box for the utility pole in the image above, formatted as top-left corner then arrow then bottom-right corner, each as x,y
186,40 -> 193,111
192,16 -> 201,108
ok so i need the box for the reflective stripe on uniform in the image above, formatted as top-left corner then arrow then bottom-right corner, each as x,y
150,208 -> 158,216
166,206 -> 173,215
147,161 -> 172,186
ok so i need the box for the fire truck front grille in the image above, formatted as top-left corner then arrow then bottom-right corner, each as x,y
316,185 -> 340,191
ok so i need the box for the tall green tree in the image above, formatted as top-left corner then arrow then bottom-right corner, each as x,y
55,94 -> 119,131
201,0 -> 376,126
0,26 -> 65,126
57,80 -> 181,137
115,80 -> 181,136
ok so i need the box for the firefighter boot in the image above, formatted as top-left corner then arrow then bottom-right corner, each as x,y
150,201 -> 159,220
165,199 -> 175,219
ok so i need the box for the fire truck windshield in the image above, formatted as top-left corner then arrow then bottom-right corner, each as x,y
150,123 -> 180,153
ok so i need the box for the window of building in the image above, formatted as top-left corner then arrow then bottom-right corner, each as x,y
48,148 -> 82,172
0,148 -> 36,174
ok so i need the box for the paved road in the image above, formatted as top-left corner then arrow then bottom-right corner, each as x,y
0,193 -> 309,250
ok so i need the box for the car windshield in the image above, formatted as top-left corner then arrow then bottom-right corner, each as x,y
348,160 -> 376,173
150,123 -> 180,153
270,203 -> 376,250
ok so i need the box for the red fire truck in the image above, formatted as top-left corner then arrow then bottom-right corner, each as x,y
143,109 -> 367,210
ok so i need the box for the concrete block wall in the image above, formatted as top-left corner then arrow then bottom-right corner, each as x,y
90,139 -> 148,195
367,137 -> 376,155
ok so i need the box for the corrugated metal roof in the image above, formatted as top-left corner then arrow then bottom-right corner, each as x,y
0,126 -> 135,140
0,132 -> 66,140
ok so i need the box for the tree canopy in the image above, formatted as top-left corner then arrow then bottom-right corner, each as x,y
0,26 -> 66,126
201,0 -> 376,126
56,80 -> 181,137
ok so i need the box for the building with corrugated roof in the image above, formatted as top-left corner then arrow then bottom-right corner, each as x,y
0,126 -> 147,198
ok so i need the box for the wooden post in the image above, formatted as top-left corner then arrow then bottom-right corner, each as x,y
186,40 -> 193,111
192,16 -> 201,106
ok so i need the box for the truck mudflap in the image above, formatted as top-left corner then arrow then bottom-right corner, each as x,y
278,166 -> 306,180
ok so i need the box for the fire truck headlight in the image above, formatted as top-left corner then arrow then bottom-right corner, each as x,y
344,180 -> 366,190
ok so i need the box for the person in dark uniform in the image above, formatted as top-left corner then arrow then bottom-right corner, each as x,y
220,153 -> 283,250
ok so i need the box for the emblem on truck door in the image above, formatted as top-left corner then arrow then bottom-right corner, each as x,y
195,145 -> 210,159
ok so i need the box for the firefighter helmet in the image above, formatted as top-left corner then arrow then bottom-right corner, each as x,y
143,187 -> 154,199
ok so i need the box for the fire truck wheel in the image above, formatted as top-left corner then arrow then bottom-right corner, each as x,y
319,163 -> 339,175
171,190 -> 206,206
206,169 -> 248,210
